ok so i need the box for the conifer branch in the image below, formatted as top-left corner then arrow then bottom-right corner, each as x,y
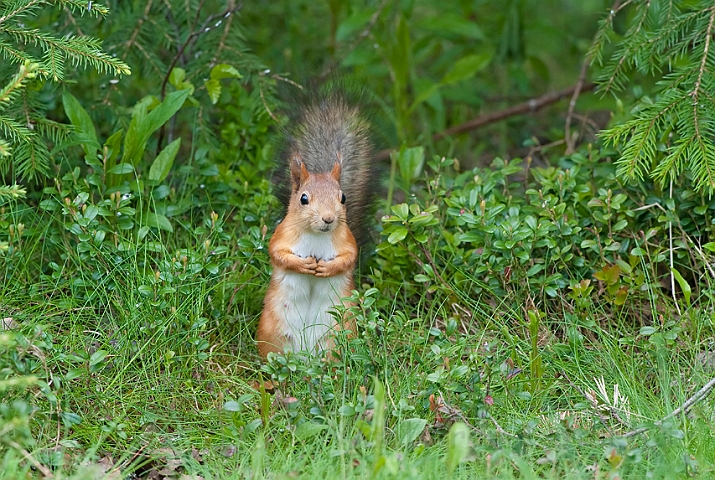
594,0 -> 715,194
0,0 -> 43,26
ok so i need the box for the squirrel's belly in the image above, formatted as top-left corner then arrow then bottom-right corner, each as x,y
272,270 -> 351,353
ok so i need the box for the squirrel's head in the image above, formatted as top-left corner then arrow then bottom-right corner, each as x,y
290,158 -> 346,234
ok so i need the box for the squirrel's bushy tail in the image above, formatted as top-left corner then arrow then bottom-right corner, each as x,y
282,88 -> 378,245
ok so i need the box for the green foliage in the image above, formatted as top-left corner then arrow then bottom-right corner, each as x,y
592,1 -> 715,193
0,1 -> 130,180
2,0 -> 715,478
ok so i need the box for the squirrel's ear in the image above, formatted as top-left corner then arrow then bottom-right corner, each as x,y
331,162 -> 341,182
290,157 -> 308,192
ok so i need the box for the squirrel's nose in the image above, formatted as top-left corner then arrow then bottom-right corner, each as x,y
322,215 -> 334,224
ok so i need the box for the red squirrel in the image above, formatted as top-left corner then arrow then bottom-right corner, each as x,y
257,94 -> 375,358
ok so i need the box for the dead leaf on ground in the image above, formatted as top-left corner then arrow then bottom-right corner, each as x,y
429,394 -> 463,429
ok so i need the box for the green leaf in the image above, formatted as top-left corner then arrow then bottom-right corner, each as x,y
295,422 -> 328,441
396,146 -> 425,181
108,163 -> 134,174
148,138 -> 181,183
396,418 -> 427,445
104,129 -> 124,168
593,264 -> 620,286
370,377 -> 386,452
446,422 -> 471,474
409,82 -> 440,112
144,212 -> 173,232
210,64 -> 242,80
169,67 -> 186,86
338,404 -> 356,416
417,14 -> 485,39
639,326 -> 656,336
205,78 -> 221,104
62,91 -> 99,158
387,226 -> 408,244
671,268 -> 691,307
123,89 -> 190,166
441,53 -> 493,85
89,350 -> 107,366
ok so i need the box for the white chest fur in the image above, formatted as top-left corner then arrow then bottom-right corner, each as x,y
269,232 -> 350,353
292,232 -> 336,261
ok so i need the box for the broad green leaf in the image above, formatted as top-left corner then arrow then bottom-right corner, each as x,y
390,16 -> 410,90
123,89 -> 190,166
336,9 -> 374,41
169,67 -> 186,86
397,146 -> 425,181
104,129 -> 124,167
169,67 -> 194,94
63,91 -> 99,158
387,226 -> 408,244
671,268 -> 691,307
442,53 -> 493,85
205,78 -> 221,104
370,377 -> 386,451
446,422 -> 471,474
295,422 -> 328,441
210,63 -> 242,80
396,418 -> 427,445
144,212 -> 173,232
148,138 -> 181,183
89,350 -> 107,366
108,163 -> 134,174
417,14 -> 485,39
409,82 -> 440,113
639,326 -> 656,336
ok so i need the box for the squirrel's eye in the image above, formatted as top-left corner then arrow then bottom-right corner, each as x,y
300,193 -> 309,205
340,192 -> 346,204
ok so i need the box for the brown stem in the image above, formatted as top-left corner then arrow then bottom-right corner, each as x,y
374,82 -> 596,162
156,2 -> 244,154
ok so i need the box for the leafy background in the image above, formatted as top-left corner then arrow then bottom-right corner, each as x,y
1,0 -> 715,478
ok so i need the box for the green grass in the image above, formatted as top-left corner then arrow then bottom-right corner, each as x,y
2,220 -> 715,480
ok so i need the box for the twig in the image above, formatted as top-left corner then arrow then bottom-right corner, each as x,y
5,440 -> 53,477
156,2 -> 244,153
319,0 -> 387,79
564,58 -> 590,154
209,0 -> 236,68
489,415 -> 517,438
123,0 -> 154,59
374,82 -> 596,162
622,374 -> 715,438
564,0 -> 623,152
159,3 -> 244,101
668,179 -> 681,315
690,241 -> 715,282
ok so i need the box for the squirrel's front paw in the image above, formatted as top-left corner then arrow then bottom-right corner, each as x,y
298,256 -> 318,275
314,259 -> 336,277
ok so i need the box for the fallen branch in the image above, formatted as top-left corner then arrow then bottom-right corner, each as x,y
564,59 -> 591,154
374,82 -> 596,162
622,374 -> 715,438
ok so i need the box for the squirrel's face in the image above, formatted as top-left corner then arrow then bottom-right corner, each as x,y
293,172 -> 347,234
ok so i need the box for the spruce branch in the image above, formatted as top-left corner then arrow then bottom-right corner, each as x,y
0,61 -> 38,109
594,0 -> 715,195
0,0 -> 44,26
0,1 -> 129,180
